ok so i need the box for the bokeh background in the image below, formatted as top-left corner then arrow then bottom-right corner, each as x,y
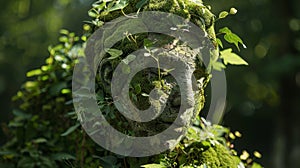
1,0 -> 299,167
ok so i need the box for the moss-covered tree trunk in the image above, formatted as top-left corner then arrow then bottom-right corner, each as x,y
0,0 -> 262,167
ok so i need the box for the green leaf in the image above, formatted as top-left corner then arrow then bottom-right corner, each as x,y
59,29 -> 69,35
141,164 -> 167,168
88,9 -> 98,18
251,162 -> 263,168
107,48 -> 123,59
219,27 -> 232,34
59,36 -> 68,43
24,81 -> 38,90
219,27 -> 245,51
8,121 -> 23,127
218,11 -> 228,19
144,38 -> 154,48
61,88 -> 71,94
219,27 -> 231,34
134,84 -> 142,94
51,153 -> 76,160
60,123 -> 80,136
32,138 -> 47,144
220,48 -> 248,65
26,69 -> 42,77
211,61 -> 226,71
200,141 -> 211,148
91,20 -> 104,27
107,0 -> 128,12
216,38 -> 223,48
224,33 -> 243,51
93,1 -> 107,11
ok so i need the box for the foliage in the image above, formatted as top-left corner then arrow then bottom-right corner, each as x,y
141,117 -> 262,168
0,0 -> 92,134
0,0 -> 263,167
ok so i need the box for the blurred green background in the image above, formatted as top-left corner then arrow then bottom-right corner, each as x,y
0,0 -> 92,145
1,0 -> 300,167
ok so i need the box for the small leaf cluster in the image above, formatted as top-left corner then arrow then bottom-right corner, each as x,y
209,8 -> 248,72
141,117 -> 263,168
0,30 -> 103,168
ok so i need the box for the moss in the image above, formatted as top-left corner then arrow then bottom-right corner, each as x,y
97,0 -> 217,48
97,1 -> 238,166
95,0 -> 216,138
198,144 -> 240,168
145,0 -> 217,45
99,1 -> 214,28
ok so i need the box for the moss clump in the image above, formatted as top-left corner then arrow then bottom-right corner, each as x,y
199,144 -> 240,168
98,0 -> 216,43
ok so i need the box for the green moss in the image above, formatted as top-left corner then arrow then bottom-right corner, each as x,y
99,1 -> 214,28
199,144 -> 240,168
97,0 -> 217,49
95,0 -> 216,138
146,0 -> 217,46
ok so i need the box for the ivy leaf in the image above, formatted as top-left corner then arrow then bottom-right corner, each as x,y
219,27 -> 232,35
224,33 -> 243,51
211,61 -> 226,71
107,48 -> 123,59
93,1 -> 107,11
107,0 -> 128,12
88,8 -> 98,18
219,27 -> 246,51
60,123 -> 80,136
220,48 -> 248,65
216,38 -> 223,48
218,11 -> 228,19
